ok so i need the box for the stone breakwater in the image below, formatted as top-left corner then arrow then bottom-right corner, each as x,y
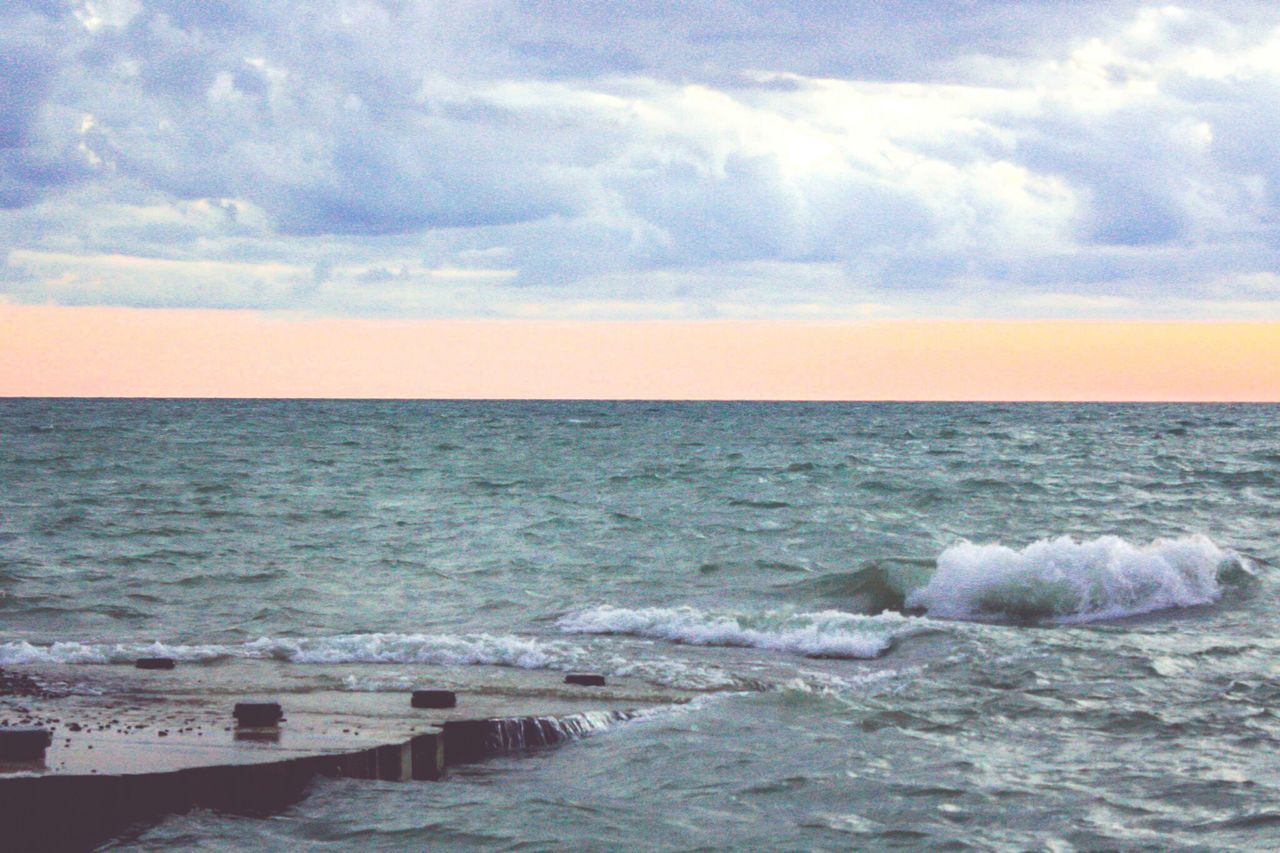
0,660 -> 695,850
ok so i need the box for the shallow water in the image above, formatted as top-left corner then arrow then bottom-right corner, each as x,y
2,400 -> 1278,850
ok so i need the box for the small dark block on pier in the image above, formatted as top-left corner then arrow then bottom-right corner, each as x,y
233,702 -> 283,727
136,657 -> 176,670
411,689 -> 457,709
564,673 -> 606,687
0,727 -> 52,760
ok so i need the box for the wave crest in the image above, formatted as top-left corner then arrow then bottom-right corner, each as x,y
557,605 -> 921,659
906,534 -> 1249,624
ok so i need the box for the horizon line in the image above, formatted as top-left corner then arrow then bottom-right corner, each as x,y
2,396 -> 1276,405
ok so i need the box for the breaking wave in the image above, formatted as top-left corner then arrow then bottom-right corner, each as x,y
0,632 -> 576,669
557,605 -> 923,659
0,640 -> 229,665
905,534 -> 1251,624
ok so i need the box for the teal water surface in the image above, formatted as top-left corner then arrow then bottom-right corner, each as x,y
1,400 -> 1278,850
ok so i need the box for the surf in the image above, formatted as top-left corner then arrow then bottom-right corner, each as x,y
905,534 -> 1251,624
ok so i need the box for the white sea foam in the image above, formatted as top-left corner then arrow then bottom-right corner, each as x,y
243,633 -> 565,668
780,666 -> 914,697
341,674 -> 416,692
906,534 -> 1248,623
557,605 -> 920,659
0,640 -> 227,665
601,655 -> 744,690
0,633 -> 575,669
0,630 -> 762,691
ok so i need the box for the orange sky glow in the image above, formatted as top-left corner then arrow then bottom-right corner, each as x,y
1,303 -> 1277,401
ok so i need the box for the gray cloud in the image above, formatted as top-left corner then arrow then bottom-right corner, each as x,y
0,4 -> 86,208
2,1 -> 1280,318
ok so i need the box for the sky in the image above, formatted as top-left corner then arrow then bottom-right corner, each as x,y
2,1 -> 1279,398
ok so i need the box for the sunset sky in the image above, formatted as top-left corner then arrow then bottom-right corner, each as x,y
3,1 -> 1279,399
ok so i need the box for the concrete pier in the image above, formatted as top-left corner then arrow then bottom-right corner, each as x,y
0,661 -> 693,849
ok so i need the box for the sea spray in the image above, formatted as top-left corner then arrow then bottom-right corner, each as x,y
907,534 -> 1249,623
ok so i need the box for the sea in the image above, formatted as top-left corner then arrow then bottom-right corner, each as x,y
1,399 -> 1277,850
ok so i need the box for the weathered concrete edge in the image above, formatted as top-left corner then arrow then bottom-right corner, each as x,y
0,710 -> 635,850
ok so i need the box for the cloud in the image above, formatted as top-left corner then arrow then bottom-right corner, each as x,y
1,1 -> 1280,319
0,4 -> 92,208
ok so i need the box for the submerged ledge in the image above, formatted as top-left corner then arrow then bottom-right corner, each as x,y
0,662 -> 693,849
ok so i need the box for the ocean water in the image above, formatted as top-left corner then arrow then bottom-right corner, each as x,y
1,399 -> 1278,850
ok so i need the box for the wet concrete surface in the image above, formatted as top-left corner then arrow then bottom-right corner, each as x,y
0,661 -> 694,849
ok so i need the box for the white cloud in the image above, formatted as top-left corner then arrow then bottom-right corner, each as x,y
74,0 -> 141,33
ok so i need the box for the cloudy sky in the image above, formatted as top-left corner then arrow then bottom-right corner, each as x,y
4,0 -> 1280,323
